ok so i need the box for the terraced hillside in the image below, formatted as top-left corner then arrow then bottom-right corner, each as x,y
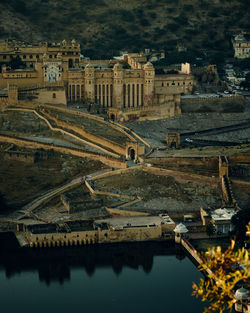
0,0 -> 249,58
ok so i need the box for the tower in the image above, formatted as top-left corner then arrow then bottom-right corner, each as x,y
7,84 -> 18,105
84,64 -> 95,103
143,62 -> 155,106
113,63 -> 124,108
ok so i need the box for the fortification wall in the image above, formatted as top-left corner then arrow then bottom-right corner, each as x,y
42,110 -> 127,156
181,95 -> 245,112
142,166 -> 219,186
1,151 -> 35,163
22,89 -> 67,106
229,155 -> 250,164
0,135 -> 127,169
0,97 -> 8,106
146,157 -> 218,169
3,107 -> 120,158
115,102 -> 180,122
26,224 -> 162,248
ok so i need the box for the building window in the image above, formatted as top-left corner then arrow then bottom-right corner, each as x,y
52,93 -> 56,99
30,55 -> 33,59
3,55 -> 6,60
49,55 -> 52,59
36,55 -> 39,59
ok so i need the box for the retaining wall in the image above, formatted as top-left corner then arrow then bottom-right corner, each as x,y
0,135 -> 127,169
146,156 -> 218,170
142,166 -> 219,186
41,109 -> 128,156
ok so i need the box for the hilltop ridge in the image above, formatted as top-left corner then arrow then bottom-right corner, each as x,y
0,0 -> 249,58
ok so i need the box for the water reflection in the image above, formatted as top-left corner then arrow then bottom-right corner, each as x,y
0,233 -> 205,313
0,233 -> 178,284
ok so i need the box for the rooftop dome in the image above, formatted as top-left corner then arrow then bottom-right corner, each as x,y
174,223 -> 188,233
234,287 -> 249,301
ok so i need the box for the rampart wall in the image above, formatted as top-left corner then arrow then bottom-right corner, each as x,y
146,156 -> 218,170
0,135 -> 127,169
25,224 -> 162,248
41,109 -> 127,156
1,151 -> 35,163
142,166 -> 219,186
181,95 -> 245,112
3,107 -> 120,158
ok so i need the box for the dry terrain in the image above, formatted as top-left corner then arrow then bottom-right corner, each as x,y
0,153 -> 106,210
94,169 -> 222,213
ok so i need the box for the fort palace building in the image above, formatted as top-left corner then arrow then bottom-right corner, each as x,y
0,39 -> 194,121
232,34 -> 250,59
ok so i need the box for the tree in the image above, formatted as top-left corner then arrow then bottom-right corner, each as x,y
9,56 -> 25,70
192,224 -> 250,313
232,208 -> 250,243
0,192 -> 8,212
206,222 -> 216,237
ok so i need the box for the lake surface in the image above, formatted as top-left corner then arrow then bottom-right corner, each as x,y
0,234 -> 206,313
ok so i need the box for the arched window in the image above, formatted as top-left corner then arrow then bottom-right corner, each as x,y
52,93 -> 56,99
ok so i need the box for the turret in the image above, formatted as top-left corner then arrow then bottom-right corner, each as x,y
84,64 -> 95,103
113,63 -> 124,108
143,62 -> 155,106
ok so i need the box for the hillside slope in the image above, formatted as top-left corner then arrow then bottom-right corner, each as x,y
0,0 -> 249,58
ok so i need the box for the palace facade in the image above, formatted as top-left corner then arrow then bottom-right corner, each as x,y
232,34 -> 250,59
0,40 -> 194,121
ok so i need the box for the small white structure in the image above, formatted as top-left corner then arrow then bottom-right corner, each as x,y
234,287 -> 249,313
173,223 -> 188,243
210,208 -> 236,234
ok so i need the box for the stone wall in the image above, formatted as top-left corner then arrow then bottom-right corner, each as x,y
0,134 -> 127,169
108,102 -> 181,122
181,94 -> 245,113
19,88 -> 67,106
1,151 -> 35,163
26,224 -> 162,248
42,109 -> 127,156
142,166 -> 219,186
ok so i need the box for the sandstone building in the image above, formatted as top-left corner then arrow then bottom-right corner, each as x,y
0,40 -> 194,121
232,34 -> 250,59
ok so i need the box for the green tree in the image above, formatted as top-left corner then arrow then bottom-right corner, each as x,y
9,56 -> 25,70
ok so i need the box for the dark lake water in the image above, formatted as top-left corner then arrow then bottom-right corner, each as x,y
0,233 -> 206,313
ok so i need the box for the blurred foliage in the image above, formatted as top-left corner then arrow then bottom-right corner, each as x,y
193,224 -> 250,313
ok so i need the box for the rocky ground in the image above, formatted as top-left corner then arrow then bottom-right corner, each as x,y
94,170 -> 222,214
